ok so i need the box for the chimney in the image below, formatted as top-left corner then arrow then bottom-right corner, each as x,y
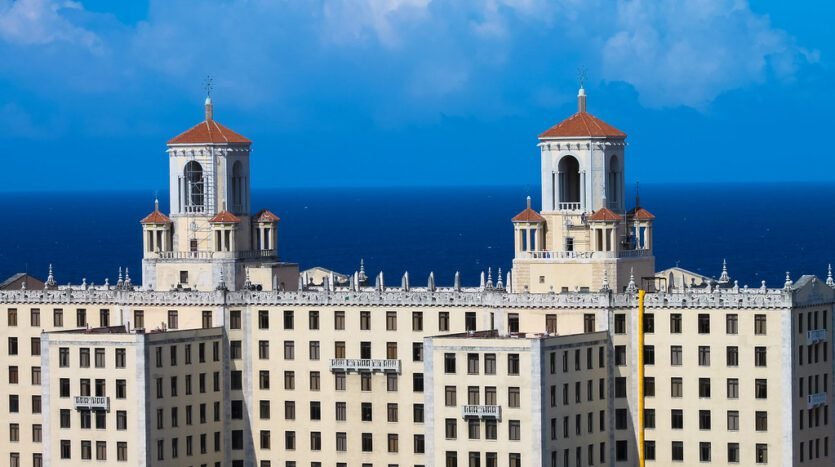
577,87 -> 586,113
205,96 -> 213,122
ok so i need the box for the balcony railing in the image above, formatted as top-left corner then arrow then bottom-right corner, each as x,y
156,250 -> 276,261
329,358 -> 401,374
158,251 -> 214,260
558,202 -> 582,211
619,249 -> 652,258
462,405 -> 501,420
808,329 -> 827,343
524,250 -> 593,260
808,393 -> 827,408
74,396 -> 109,411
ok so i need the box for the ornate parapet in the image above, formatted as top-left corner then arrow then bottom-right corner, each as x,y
0,283 -> 800,310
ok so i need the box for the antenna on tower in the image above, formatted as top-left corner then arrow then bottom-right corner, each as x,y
203,75 -> 214,98
576,66 -> 587,90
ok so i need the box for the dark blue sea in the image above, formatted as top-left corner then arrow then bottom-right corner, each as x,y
1,184 -> 833,288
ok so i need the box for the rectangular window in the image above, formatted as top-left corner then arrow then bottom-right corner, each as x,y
727,378 -> 739,399
230,310 -> 241,329
670,313 -> 682,333
727,346 -> 739,366
754,314 -> 767,335
412,312 -> 423,331
386,311 -> 397,330
755,346 -> 767,367
755,411 -> 767,431
53,308 -> 64,327
258,310 -> 269,329
360,311 -> 371,330
467,353 -> 479,374
614,314 -> 626,334
439,311 -> 449,331
507,354 -> 520,375
726,314 -> 738,334
670,345 -> 682,365
309,310 -> 319,329
698,346 -> 711,366
334,310 -> 345,330
202,310 -> 212,328
699,378 -> 711,398
283,310 -> 294,329
167,310 -> 178,329
615,345 -> 627,366
671,377 -> 683,398
755,379 -> 767,399
698,313 -> 710,333
485,353 -> 496,374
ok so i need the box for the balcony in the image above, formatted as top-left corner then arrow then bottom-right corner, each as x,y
462,405 -> 502,420
524,250 -> 593,260
74,396 -> 109,411
807,393 -> 827,408
558,202 -> 582,211
618,249 -> 652,258
329,358 -> 401,374
808,329 -> 827,343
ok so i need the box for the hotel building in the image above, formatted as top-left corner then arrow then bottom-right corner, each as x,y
0,88 -> 832,466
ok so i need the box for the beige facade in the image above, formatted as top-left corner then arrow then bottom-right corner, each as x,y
0,87 -> 832,467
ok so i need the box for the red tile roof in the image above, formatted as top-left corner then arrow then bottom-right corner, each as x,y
512,207 -> 545,223
140,210 -> 172,224
588,207 -> 622,222
168,120 -> 251,145
629,207 -> 656,220
209,210 -> 241,223
254,209 -> 280,223
539,112 -> 626,139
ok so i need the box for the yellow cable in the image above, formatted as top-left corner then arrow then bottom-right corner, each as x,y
637,288 -> 646,467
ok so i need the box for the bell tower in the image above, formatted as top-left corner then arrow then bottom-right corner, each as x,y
140,92 -> 298,292
510,86 -> 655,293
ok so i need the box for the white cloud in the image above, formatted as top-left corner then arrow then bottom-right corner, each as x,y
0,0 -> 100,49
321,0 -> 431,47
600,0 -> 816,108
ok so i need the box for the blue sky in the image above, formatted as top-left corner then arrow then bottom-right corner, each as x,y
0,0 -> 832,191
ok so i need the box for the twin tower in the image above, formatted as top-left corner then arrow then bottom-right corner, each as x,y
139,88 -> 654,293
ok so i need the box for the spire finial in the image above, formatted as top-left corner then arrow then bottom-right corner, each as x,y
154,195 -> 160,212
526,195 -> 531,210
486,267 -> 494,289
826,264 -> 834,287
577,66 -> 587,112
204,75 -> 214,122
45,264 -> 56,288
784,271 -> 793,290
626,267 -> 637,293
496,268 -> 504,289
718,259 -> 730,284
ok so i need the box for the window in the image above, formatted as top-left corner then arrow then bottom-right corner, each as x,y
644,313 -> 655,333
386,311 -> 397,330
414,403 -> 425,423
414,434 -> 425,454
670,346 -> 682,365
615,377 -> 627,398
284,371 -> 294,390
133,310 -> 143,329
546,314 -> 557,333
80,347 -> 90,367
644,345 -> 655,365
230,341 -> 242,359
615,345 -> 627,366
467,353 -> 479,374
283,310 -> 294,329
202,310 -> 212,328
755,346 -> 767,367
309,431 -> 321,450
413,373 -> 424,392
756,444 -> 768,463
259,370 -> 270,389
727,410 -> 739,431
257,310 -> 269,329
115,348 -> 126,368
230,310 -> 241,329
412,312 -> 423,331
95,348 -> 105,367
7,308 -> 17,326
310,371 -> 320,391
484,353 -> 496,374
699,378 -> 711,398
54,308 -> 64,327
445,386 -> 457,406
59,347 -> 69,367
645,376 -> 655,397
584,314 -> 595,332
284,341 -> 294,360
444,354 -> 456,373
466,312 -> 476,331
672,441 -> 684,461
445,419 -> 457,439
671,377 -> 683,398
508,420 -> 521,440
336,432 -> 347,451
31,308 -> 40,326
387,433 -> 398,453
258,341 -> 269,359
671,409 -> 683,429
754,314 -> 767,335
308,310 -> 319,329
360,311 -> 371,330
698,313 -> 710,333
60,440 -> 71,459
334,310 -> 345,330
645,440 -> 656,460
508,387 -> 520,408
439,311 -> 449,331
699,410 -> 711,430
670,313 -> 682,333
755,411 -> 767,431
727,378 -> 739,399
362,433 -> 373,452
284,431 -> 295,450
700,442 -> 712,462
728,443 -> 740,463
9,395 -> 19,413
755,379 -> 767,399
616,408 -> 628,429
726,314 -> 738,334
387,403 -> 398,422
507,354 -> 520,375
727,346 -> 739,366
309,341 -> 320,360
614,314 -> 626,333
167,310 -> 178,329
616,440 -> 628,461
76,309 -> 86,327
698,346 -> 711,366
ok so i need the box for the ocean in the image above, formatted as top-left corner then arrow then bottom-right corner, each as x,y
1,183 -> 833,288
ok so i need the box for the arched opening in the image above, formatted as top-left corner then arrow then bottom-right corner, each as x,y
558,156 -> 581,209
231,161 -> 243,212
608,155 -> 620,208
184,161 -> 204,212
